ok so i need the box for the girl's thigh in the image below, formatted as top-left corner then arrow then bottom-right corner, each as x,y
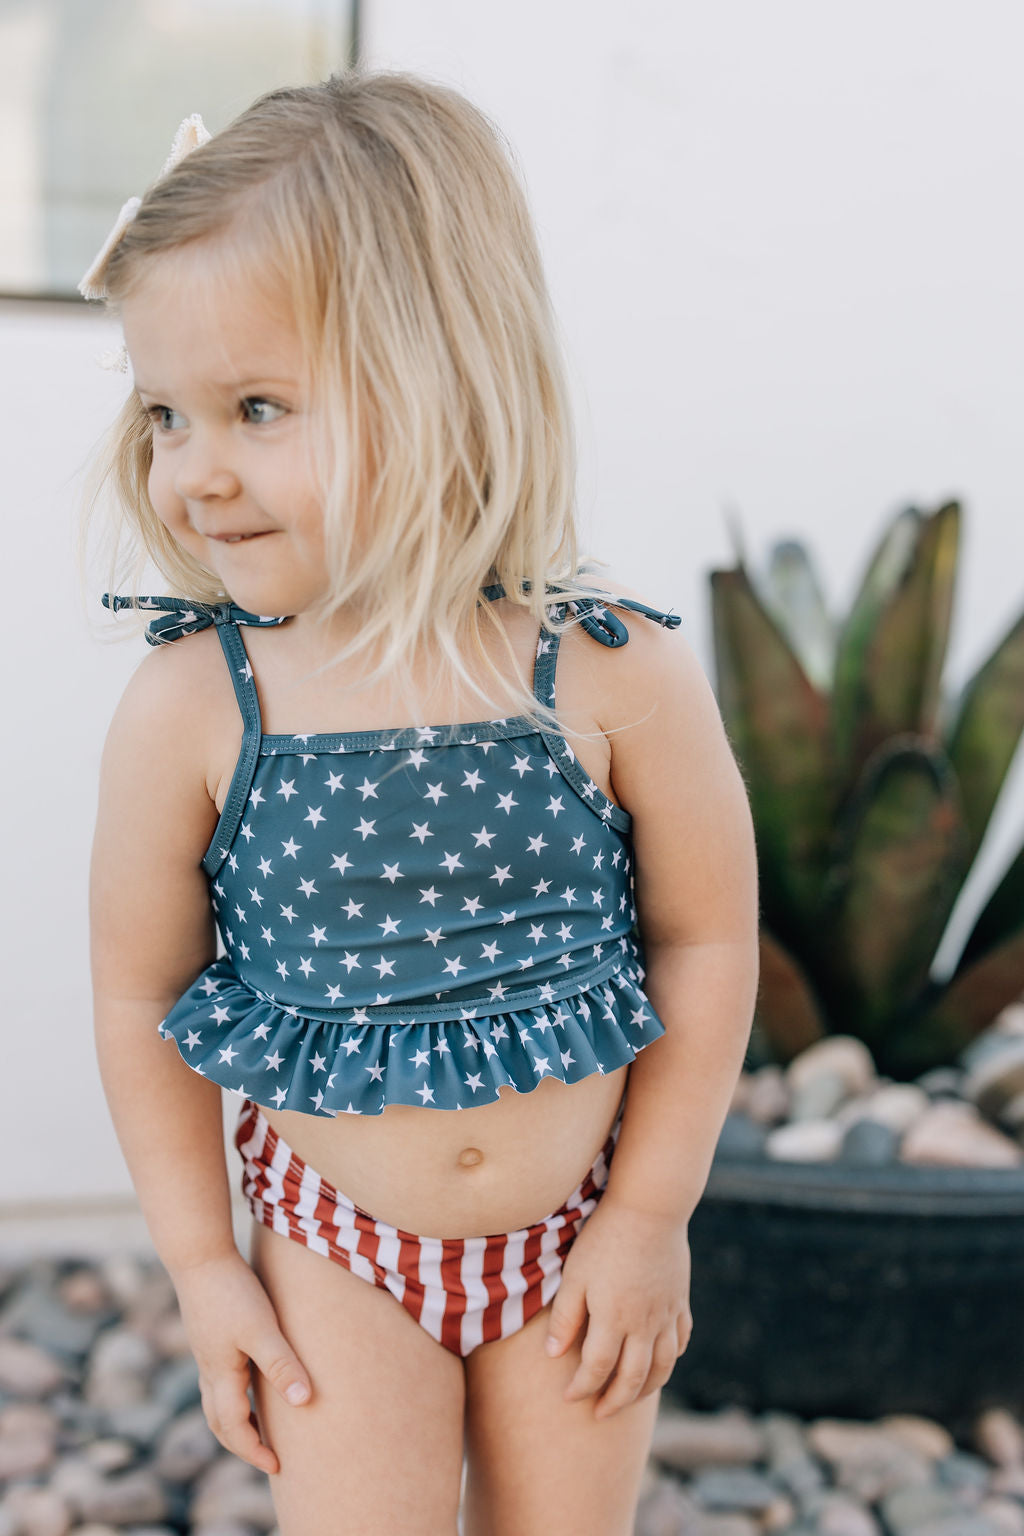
247,1220 -> 466,1536
461,1299 -> 660,1536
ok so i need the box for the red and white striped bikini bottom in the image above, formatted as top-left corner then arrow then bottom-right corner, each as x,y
234,1096 -> 623,1358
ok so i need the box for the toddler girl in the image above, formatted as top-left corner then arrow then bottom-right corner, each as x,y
84,70 -> 759,1536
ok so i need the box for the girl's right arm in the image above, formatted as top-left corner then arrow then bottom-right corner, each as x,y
90,635 -> 311,1473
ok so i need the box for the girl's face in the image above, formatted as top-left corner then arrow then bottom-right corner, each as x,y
120,244 -> 339,622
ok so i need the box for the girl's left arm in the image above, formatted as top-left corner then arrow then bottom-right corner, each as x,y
546,585 -> 760,1415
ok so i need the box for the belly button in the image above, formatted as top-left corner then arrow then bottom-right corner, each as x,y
457,1146 -> 484,1169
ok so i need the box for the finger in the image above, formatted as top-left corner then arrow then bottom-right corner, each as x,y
208,1375 -> 281,1475
594,1336 -> 654,1419
248,1328 -> 313,1406
676,1308 -> 694,1355
635,1329 -> 681,1404
563,1324 -> 623,1403
545,1276 -> 587,1358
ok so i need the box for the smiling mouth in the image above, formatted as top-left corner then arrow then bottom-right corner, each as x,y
212,532 -> 270,543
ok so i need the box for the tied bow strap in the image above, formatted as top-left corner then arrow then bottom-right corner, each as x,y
101,593 -> 289,648
480,580 -> 682,647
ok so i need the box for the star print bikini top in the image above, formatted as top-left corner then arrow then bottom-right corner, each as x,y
101,581 -> 682,1116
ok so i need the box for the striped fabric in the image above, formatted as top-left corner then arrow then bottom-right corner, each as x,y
234,1096 -> 623,1357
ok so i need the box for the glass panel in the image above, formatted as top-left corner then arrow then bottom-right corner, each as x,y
0,0 -> 357,298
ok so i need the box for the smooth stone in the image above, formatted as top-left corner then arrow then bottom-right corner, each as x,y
963,1040 -> 1024,1122
0,1425 -> 57,1479
960,1028 -> 1024,1076
995,1005 -> 1024,1036
85,1325 -> 157,1408
806,1491 -> 883,1535
790,1070 -> 852,1122
715,1112 -> 769,1161
991,1467 -> 1024,1498
973,1407 -> 1024,1468
0,1485 -> 72,1536
881,1415 -> 955,1461
761,1411 -> 827,1501
689,1465 -> 783,1512
56,1267 -> 112,1313
765,1119 -> 844,1162
916,1067 -> 966,1100
151,1354 -> 201,1414
634,1475 -> 704,1536
806,1420 -> 931,1502
101,1397 -> 176,1448
153,1405 -> 219,1482
693,1516 -> 760,1536
74,1468 -> 169,1526
190,1454 -> 277,1529
745,1065 -> 791,1125
860,1083 -> 931,1134
84,1438 -> 136,1473
0,1336 -> 65,1397
838,1118 -> 901,1166
785,1036 -> 877,1097
900,1101 -> 1023,1168
0,1280 -> 114,1362
878,1482 -> 986,1534
935,1448 -> 995,1491
977,1497 -> 1024,1535
649,1406 -> 765,1471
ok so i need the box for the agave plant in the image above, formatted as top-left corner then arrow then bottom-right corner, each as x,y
710,499 -> 1024,1080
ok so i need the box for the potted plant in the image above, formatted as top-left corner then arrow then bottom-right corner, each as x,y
672,499 -> 1024,1432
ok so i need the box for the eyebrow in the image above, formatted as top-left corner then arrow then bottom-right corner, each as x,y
133,378 -> 299,395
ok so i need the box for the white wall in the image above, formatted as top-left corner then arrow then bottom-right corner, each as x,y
6,0 -> 1024,1209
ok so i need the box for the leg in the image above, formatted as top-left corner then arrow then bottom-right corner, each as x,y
248,1218 -> 466,1536
462,1298 -> 659,1536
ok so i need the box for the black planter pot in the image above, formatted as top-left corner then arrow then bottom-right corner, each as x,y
671,1151 -> 1024,1435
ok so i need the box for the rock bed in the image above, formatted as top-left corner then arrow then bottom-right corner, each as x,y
3,1249 -> 1024,1536
719,1003 -> 1024,1170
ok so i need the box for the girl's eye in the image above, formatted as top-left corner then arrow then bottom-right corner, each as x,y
242,398 -> 286,425
148,405 -> 187,432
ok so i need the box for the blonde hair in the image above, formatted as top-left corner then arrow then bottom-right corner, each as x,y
80,68 -> 620,733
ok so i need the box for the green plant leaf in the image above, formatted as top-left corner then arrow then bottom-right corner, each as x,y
832,501 -> 959,789
710,564 -> 834,951
819,734 -> 969,1048
945,605 -> 1024,872
758,540 -> 835,691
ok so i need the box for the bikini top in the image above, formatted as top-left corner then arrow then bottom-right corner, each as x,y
102,581 -> 682,1116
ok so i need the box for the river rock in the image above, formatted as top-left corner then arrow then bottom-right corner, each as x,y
190,1454 -> 277,1529
634,1471 -> 703,1536
153,1405 -> 219,1481
800,1489 -> 883,1535
0,1276 -> 114,1362
837,1118 -> 900,1166
785,1036 -> 877,1098
963,1040 -> 1024,1124
806,1419 -> 931,1501
85,1325 -> 157,1409
761,1411 -> 826,1501
935,1447 -> 994,1491
977,1497 -> 1024,1535
765,1119 -> 844,1162
744,1065 -> 790,1125
916,1067 -> 966,1100
860,1083 -> 931,1134
881,1415 -> 955,1461
74,1467 -> 169,1526
649,1406 -> 765,1470
973,1407 -> 1024,1468
790,1069 -> 852,1122
688,1465 -> 783,1513
901,1101 -> 1023,1168
84,1437 -> 137,1473
0,1335 -> 65,1397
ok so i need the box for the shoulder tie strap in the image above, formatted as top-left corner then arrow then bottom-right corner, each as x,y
480,580 -> 681,646
101,593 -> 289,646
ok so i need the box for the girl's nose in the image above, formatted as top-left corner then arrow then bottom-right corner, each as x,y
173,432 -> 241,501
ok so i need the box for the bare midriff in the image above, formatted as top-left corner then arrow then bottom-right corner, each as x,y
256,1065 -> 629,1237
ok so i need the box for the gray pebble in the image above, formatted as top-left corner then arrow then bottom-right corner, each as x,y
101,1397 -> 176,1448
916,1067 -> 965,1099
151,1353 -> 201,1414
838,1118 -> 901,1166
0,1278 -> 114,1363
0,1336 -> 66,1397
74,1467 -> 169,1527
689,1465 -> 783,1513
790,1069 -> 852,1122
153,1405 -> 219,1482
935,1448 -> 993,1491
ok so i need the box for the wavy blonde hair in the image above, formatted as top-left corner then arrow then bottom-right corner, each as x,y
80,68 -> 619,732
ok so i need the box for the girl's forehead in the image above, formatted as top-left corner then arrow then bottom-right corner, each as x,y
121,246 -> 302,381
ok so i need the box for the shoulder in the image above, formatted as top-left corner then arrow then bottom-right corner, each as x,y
101,625 -> 234,796
566,569 -> 713,740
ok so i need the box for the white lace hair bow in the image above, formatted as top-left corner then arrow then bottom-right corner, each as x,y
78,113 -> 212,370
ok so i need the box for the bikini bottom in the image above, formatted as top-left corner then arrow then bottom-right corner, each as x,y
233,1095 -> 623,1359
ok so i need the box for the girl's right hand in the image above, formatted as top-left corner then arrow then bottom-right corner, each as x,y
170,1250 -> 312,1476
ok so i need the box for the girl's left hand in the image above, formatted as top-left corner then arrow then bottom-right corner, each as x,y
544,1197 -> 694,1418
